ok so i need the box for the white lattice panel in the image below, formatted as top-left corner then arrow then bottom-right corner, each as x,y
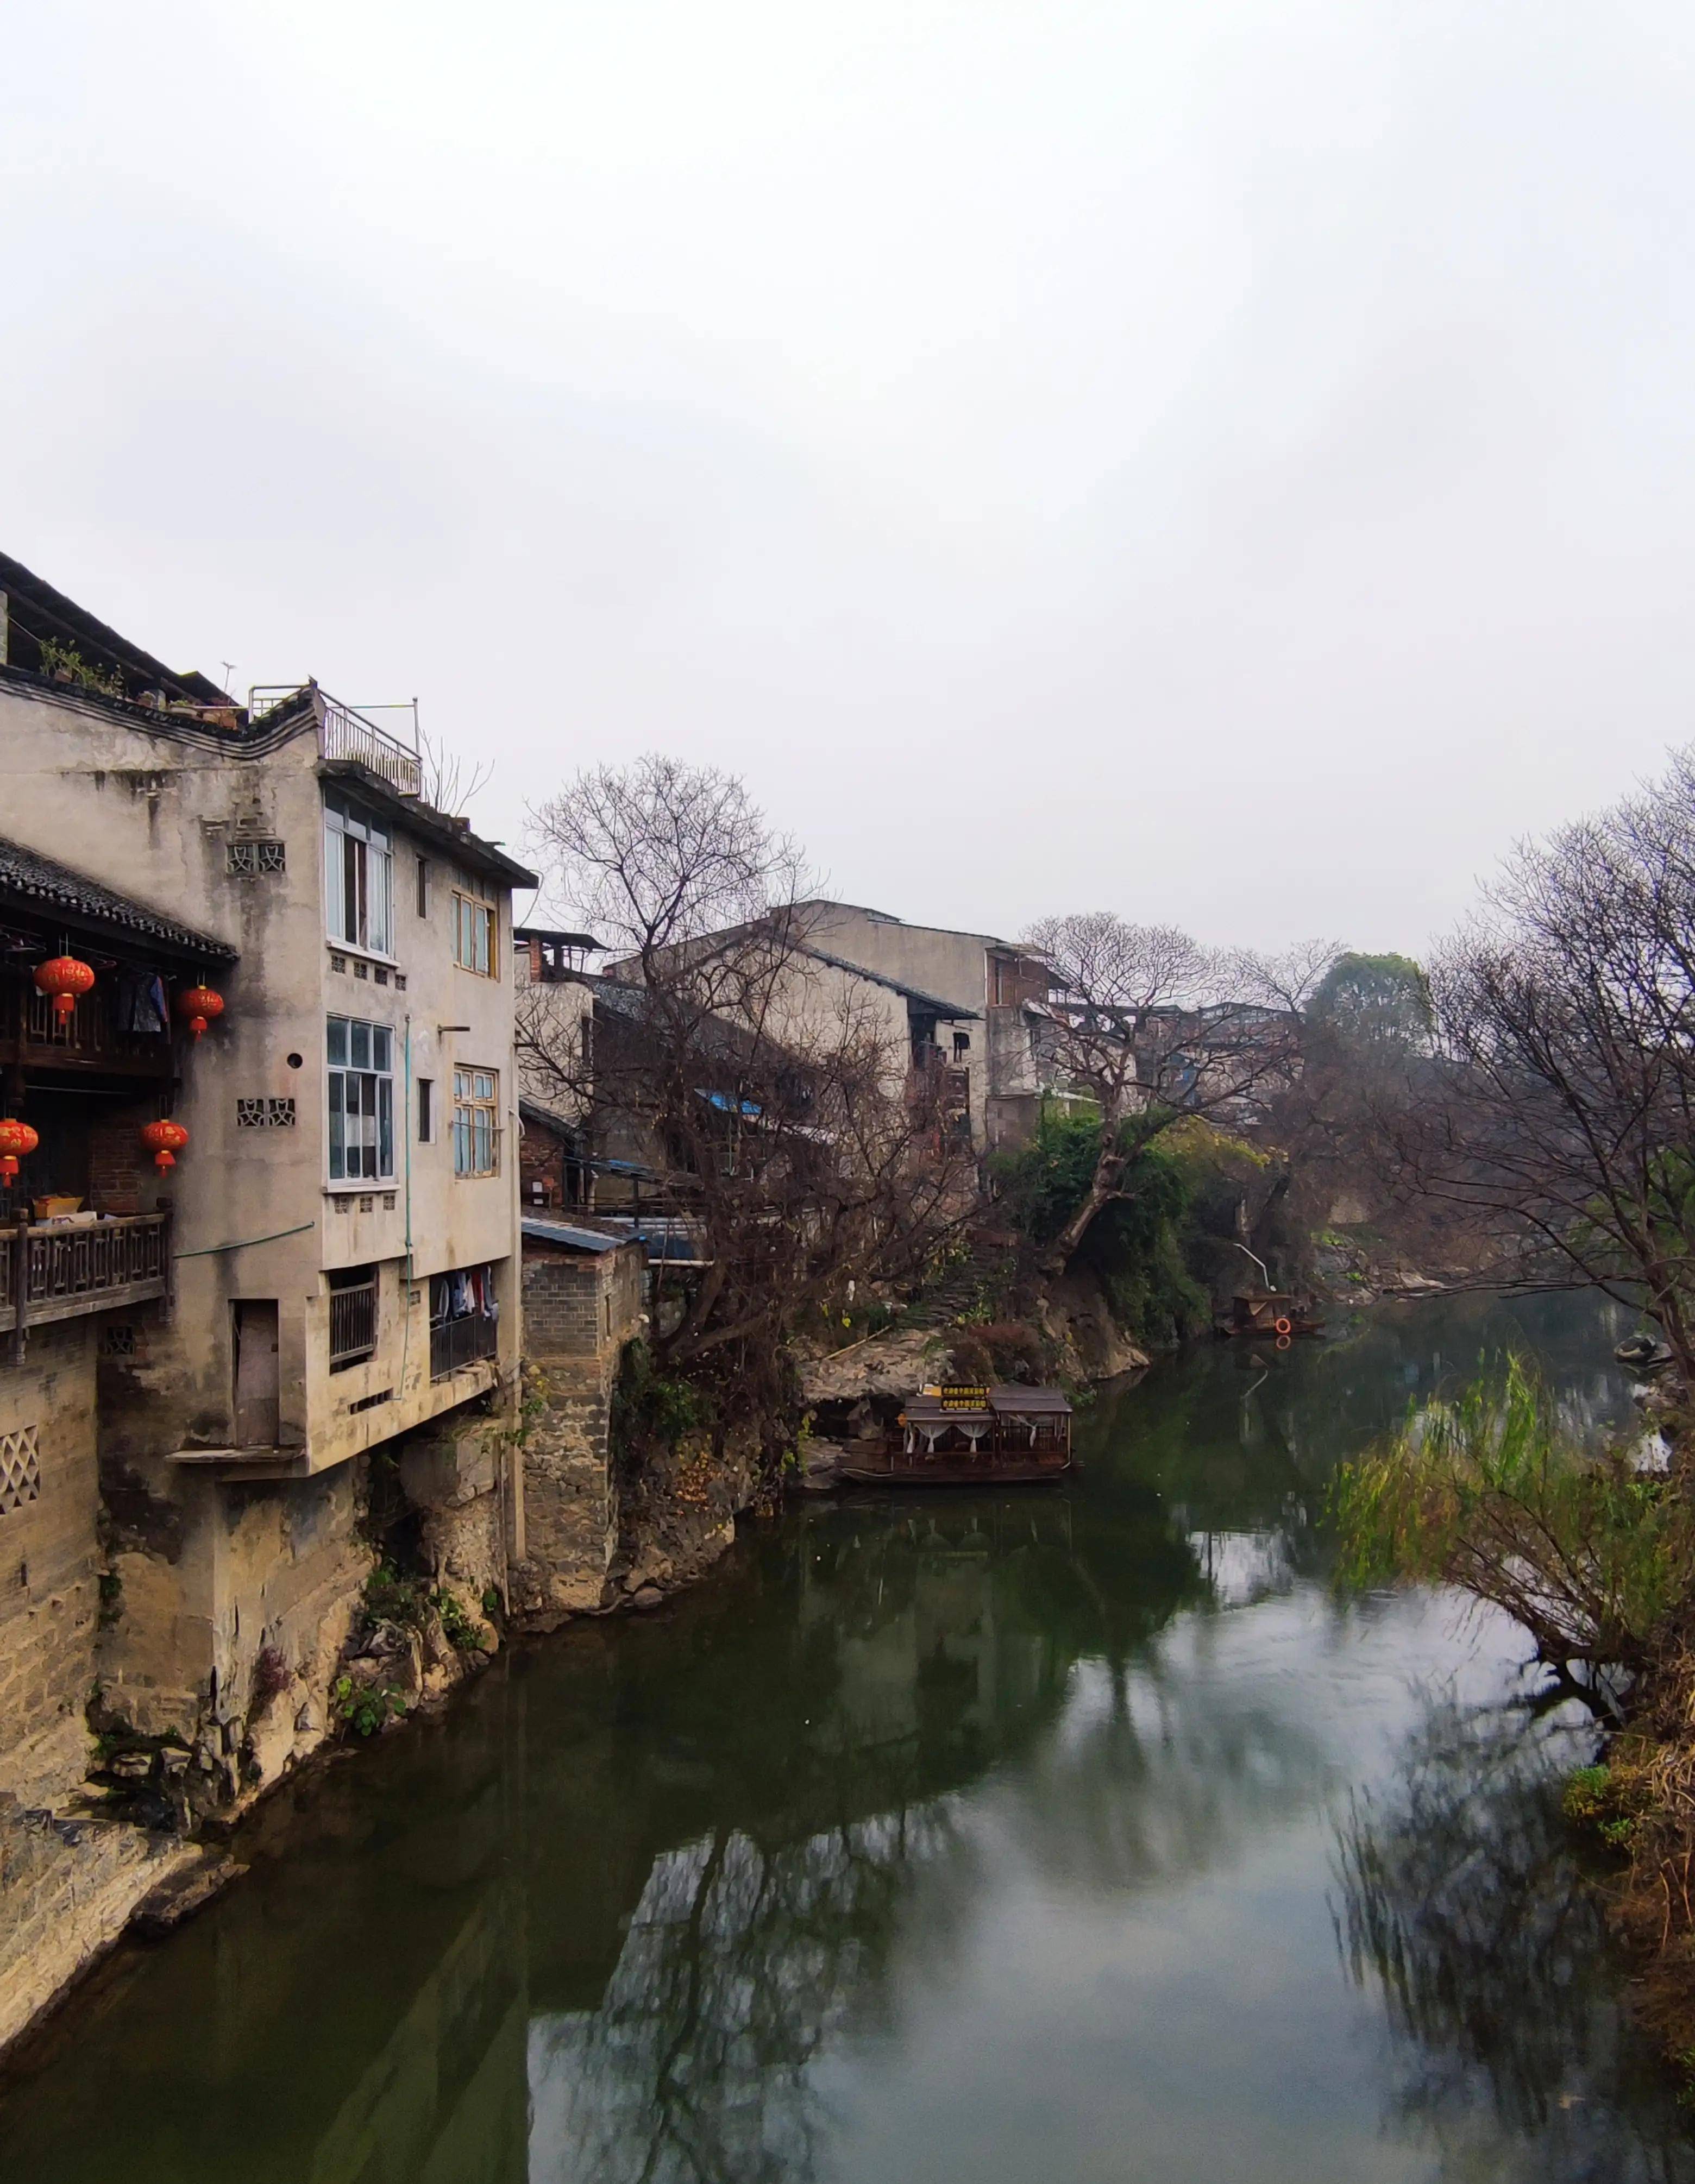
0,1426 -> 41,1514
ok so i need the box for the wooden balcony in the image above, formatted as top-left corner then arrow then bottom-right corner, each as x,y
0,976 -> 174,1079
0,1213 -> 171,1333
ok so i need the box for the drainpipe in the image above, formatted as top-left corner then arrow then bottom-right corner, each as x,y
400,1014 -> 414,1397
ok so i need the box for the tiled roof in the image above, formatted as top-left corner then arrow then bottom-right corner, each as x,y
0,834 -> 237,959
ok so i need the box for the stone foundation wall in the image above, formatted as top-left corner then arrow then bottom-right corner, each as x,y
0,1320 -> 102,1805
510,1360 -> 619,1622
511,1241 -> 645,1625
0,1794 -> 197,2056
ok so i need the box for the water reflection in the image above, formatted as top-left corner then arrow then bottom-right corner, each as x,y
1335,1694 -> 1692,2180
1,1291 -> 1686,2184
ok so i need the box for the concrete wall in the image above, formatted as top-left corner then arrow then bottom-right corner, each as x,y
512,1242 -> 644,1624
0,1319 -> 100,1804
802,904 -> 998,1140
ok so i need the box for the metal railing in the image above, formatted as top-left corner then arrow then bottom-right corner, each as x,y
430,1312 -> 498,1381
328,1275 -> 379,1370
0,1214 -> 171,1333
319,697 -> 422,798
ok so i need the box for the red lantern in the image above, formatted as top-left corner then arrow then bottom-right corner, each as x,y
0,1118 -> 38,1185
34,955 -> 96,1024
140,1118 -> 189,1172
176,985 -> 225,1040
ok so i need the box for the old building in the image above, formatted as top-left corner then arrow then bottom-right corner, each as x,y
763,901 -> 1057,1155
0,550 -> 535,1818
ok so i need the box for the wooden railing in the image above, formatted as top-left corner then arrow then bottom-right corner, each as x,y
0,1213 -> 171,1333
0,974 -> 174,1077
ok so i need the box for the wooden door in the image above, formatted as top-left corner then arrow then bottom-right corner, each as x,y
233,1300 -> 280,1446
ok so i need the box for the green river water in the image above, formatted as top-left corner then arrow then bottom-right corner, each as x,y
3,1290 -> 1692,2182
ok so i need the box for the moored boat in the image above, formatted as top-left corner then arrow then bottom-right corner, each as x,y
1214,1289 -> 1326,1340
837,1382 -> 1074,1488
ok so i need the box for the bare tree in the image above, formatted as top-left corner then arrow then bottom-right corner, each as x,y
1399,747 -> 1695,1384
1022,912 -> 1310,1275
418,727 -> 494,816
526,759 -> 975,1468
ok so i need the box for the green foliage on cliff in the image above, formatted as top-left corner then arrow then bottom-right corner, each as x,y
993,1107 -> 1219,1349
611,1339 -> 709,1470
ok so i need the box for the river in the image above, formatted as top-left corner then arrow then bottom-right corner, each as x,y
3,1289 -> 1691,2182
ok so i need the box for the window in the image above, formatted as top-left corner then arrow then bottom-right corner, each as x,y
418,1077 -> 434,1142
453,1068 -> 499,1176
327,1016 -> 395,1181
328,1264 -> 378,1370
416,856 -> 431,918
323,793 -> 394,955
952,1031 -> 970,1059
453,890 -> 497,975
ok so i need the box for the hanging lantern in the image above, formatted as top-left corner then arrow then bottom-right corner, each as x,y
140,1118 -> 189,1173
0,1118 -> 39,1185
175,985 -> 225,1040
34,955 -> 96,1024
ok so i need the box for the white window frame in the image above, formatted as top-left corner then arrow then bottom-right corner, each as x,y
452,1067 -> 500,1177
324,793 -> 394,957
328,1015 -> 396,1183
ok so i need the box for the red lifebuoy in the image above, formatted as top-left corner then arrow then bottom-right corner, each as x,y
1274,1316 -> 1293,1337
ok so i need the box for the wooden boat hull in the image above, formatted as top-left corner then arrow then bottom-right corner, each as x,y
837,1457 -> 1073,1489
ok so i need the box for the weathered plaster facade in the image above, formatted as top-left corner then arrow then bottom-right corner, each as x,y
0,564 -> 536,1822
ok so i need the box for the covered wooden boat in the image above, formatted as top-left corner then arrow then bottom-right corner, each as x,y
838,1382 -> 1074,1488
1215,1290 -> 1326,1340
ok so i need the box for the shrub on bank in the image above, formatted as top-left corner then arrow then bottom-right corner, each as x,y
1329,1356 -> 1692,1683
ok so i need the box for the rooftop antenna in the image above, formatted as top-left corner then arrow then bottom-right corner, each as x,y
220,662 -> 235,693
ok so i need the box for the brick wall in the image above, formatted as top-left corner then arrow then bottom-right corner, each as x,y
86,1100 -> 157,1218
0,1319 -> 102,1803
513,1240 -> 644,1623
522,1242 -> 643,1362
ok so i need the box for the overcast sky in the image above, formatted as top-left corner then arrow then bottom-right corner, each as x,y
8,2 -> 1694,951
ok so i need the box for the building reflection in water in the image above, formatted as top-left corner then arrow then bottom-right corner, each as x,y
3,1289 -> 1689,2184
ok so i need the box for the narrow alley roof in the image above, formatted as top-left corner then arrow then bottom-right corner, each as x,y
0,833 -> 237,960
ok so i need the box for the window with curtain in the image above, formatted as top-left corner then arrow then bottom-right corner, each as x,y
328,1016 -> 395,1181
323,792 -> 394,955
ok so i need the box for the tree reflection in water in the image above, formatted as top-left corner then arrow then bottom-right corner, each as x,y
1334,1695 -> 1695,2181
532,1808 -> 959,2184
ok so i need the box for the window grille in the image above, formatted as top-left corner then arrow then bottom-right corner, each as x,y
327,1267 -> 378,1369
0,1427 -> 41,1514
227,838 -> 286,876
236,1097 -> 297,1128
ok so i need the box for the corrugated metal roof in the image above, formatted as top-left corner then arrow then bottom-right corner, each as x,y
0,833 -> 237,959
520,1217 -> 627,1254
